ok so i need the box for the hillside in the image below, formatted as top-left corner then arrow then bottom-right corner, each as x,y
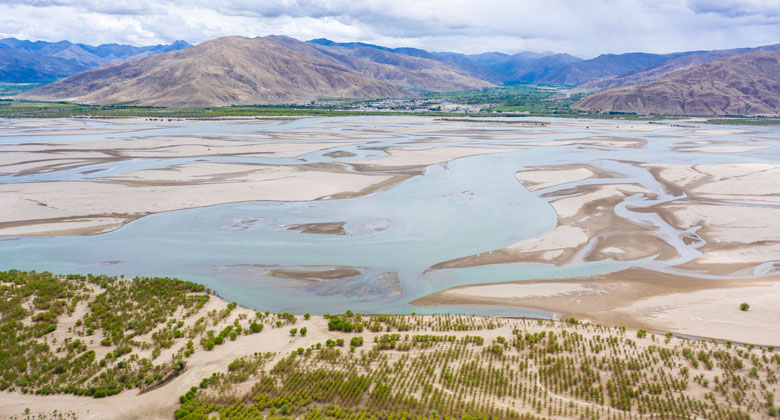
298,37 -> 495,91
0,38 -> 189,83
573,49 -> 780,116
468,51 -> 582,84
20,36 -> 406,107
0,48 -> 88,83
308,39 -> 583,85
579,44 -> 780,91
535,52 -> 693,86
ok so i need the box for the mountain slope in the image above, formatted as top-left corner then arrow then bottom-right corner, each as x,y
579,44 -> 780,92
0,48 -> 89,83
471,52 -> 582,84
20,36 -> 406,107
535,52 -> 693,86
573,50 -> 780,116
307,39 -> 583,85
0,38 -> 190,83
306,39 -> 496,89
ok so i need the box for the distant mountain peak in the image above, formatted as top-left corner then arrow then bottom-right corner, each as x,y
308,38 -> 335,46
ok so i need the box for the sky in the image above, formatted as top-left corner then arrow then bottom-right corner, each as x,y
1,0 -> 779,57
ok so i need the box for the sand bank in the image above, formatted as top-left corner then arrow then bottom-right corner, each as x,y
643,163 -> 780,273
414,267 -> 780,346
0,138 -> 361,175
0,162 -> 397,236
350,145 -> 518,168
435,164 -> 672,269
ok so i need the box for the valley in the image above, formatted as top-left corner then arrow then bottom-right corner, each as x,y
2,14 -> 780,420
1,116 -> 778,346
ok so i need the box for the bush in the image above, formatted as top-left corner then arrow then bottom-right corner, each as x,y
740,302 -> 750,311
770,406 -> 778,417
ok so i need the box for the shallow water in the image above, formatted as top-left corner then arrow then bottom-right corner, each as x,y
1,116 -> 779,315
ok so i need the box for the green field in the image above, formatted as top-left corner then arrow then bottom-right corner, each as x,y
706,118 -> 780,126
0,83 -> 46,96
1,84 -> 776,124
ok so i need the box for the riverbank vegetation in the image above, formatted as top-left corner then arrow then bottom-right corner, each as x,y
2,271 -> 779,420
0,270 -> 270,398
176,317 -> 779,420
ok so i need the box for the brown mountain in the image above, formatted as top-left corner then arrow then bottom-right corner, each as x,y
573,50 -> 780,116
578,44 -> 780,92
302,39 -> 495,91
20,36 -> 406,107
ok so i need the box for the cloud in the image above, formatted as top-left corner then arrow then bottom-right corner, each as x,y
0,0 -> 166,15
0,0 -> 777,56
687,0 -> 780,18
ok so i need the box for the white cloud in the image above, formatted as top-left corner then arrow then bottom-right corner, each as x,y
0,0 -> 777,56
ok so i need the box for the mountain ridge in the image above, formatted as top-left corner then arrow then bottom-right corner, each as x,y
0,38 -> 190,83
20,36 -> 406,107
573,49 -> 780,116
578,44 -> 780,92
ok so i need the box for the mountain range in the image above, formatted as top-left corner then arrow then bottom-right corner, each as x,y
0,38 -> 190,83
10,35 -> 780,115
573,49 -> 780,116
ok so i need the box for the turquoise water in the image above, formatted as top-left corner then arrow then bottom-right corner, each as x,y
1,117 -> 779,315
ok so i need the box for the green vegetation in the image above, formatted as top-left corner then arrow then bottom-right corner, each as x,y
0,86 -> 676,120
706,118 -> 780,126
740,302 -> 750,311
0,100 -> 526,119
174,316 -> 777,420
421,85 -> 584,115
0,83 -> 46,96
0,270 -> 267,398
3,271 -> 779,420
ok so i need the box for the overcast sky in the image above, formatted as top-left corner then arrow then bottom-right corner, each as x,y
1,0 -> 779,57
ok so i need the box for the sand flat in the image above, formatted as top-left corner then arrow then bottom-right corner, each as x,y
676,145 -> 771,153
415,267 -> 780,346
514,167 -> 595,191
350,145 -> 517,167
0,163 -> 396,236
